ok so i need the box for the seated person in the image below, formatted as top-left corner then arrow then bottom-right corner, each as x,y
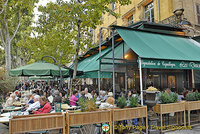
84,88 -> 92,100
33,96 -> 51,114
5,93 -> 16,107
25,95 -> 40,115
96,90 -> 104,101
99,92 -> 115,109
106,92 -> 115,105
165,88 -> 173,95
102,91 -> 108,102
52,90 -> 62,106
27,94 -> 34,105
70,91 -> 78,106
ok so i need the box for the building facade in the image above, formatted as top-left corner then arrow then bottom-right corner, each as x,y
93,0 -> 200,43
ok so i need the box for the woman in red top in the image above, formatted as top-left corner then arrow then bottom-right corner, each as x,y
33,96 -> 51,114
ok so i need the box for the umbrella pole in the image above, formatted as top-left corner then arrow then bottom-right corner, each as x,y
41,56 -> 63,90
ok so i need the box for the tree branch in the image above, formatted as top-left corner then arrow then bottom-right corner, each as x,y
10,9 -> 21,42
0,0 -> 9,15
3,8 -> 10,41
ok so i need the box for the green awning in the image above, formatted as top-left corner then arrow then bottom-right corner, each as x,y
115,26 -> 200,69
76,71 -> 112,78
70,46 -> 113,78
75,47 -> 112,72
103,42 -> 130,59
9,61 -> 69,76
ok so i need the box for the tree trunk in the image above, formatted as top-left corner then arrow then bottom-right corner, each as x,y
73,22 -> 81,79
4,41 -> 11,71
69,21 -> 81,97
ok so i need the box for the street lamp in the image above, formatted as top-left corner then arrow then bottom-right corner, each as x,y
60,51 -> 63,65
41,56 -> 63,91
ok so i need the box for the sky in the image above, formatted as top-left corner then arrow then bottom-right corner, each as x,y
34,0 -> 70,22
34,0 -> 57,22
0,0 -> 69,50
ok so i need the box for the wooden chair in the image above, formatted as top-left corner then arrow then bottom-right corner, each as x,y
9,112 -> 65,134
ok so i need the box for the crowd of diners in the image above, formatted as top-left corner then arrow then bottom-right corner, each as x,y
0,80 -> 120,115
2,80 -> 199,116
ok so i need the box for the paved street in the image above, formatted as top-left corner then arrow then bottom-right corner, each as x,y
1,123 -> 200,134
164,125 -> 200,134
0,123 -> 8,134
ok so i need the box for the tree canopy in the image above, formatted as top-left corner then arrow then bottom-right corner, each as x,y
0,0 -> 39,70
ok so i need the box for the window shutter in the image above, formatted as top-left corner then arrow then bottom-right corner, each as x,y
197,5 -> 200,24
197,5 -> 200,14
198,16 -> 200,24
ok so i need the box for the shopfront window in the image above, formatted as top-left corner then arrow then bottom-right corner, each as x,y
145,2 -> 154,22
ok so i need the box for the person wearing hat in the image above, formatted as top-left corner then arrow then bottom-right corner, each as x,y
106,92 -> 115,105
52,90 -> 62,106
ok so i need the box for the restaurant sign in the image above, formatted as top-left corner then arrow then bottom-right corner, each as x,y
140,59 -> 200,70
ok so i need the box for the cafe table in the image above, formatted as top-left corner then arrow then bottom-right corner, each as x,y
61,104 -> 77,110
0,111 -> 23,123
3,107 -> 23,112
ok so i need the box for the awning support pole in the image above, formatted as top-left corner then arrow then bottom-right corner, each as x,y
139,57 -> 143,106
98,28 -> 102,94
123,42 -> 128,91
192,69 -> 195,88
112,28 -> 115,98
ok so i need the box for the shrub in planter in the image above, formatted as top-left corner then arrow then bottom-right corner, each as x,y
117,96 -> 127,108
129,95 -> 139,108
78,97 -> 97,112
159,92 -> 178,104
186,91 -> 200,101
186,92 -> 196,101
78,97 -> 86,112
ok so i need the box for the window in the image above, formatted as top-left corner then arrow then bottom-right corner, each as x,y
111,3 -> 115,11
127,15 -> 134,26
197,4 -> 200,24
145,2 -> 154,22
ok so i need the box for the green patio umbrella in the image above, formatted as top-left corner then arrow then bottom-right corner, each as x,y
28,76 -> 54,81
9,61 -> 69,77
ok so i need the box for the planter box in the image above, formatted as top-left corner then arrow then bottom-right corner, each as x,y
66,109 -> 112,134
185,100 -> 200,111
185,101 -> 200,126
9,113 -> 65,134
112,106 -> 148,134
153,101 -> 186,132
153,101 -> 185,114
112,106 -> 147,121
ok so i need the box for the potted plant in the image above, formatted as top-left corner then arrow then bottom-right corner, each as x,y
185,91 -> 200,126
159,92 -> 178,104
66,98 -> 112,134
153,92 -> 186,131
128,95 -> 139,108
113,95 -> 148,134
117,96 -> 127,108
